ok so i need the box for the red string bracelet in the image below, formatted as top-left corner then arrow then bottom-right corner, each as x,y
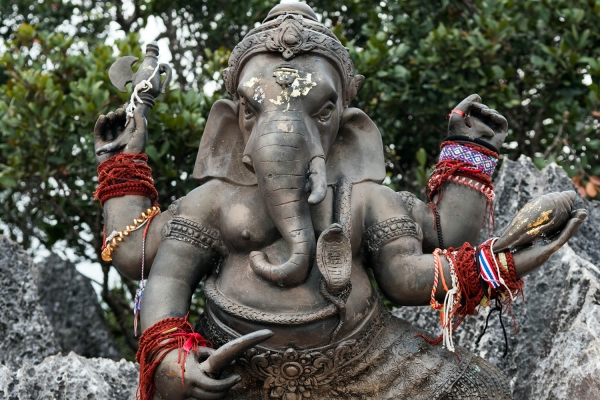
446,109 -> 466,119
418,241 -> 525,350
136,315 -> 212,400
427,141 -> 498,235
417,243 -> 485,347
94,153 -> 159,206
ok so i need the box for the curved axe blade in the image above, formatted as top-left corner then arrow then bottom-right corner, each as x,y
108,56 -> 139,92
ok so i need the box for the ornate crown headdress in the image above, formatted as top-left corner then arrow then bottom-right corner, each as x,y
223,3 -> 364,107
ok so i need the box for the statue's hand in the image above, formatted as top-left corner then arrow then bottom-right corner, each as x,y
448,94 -> 508,150
152,347 -> 241,400
495,191 -> 577,251
153,329 -> 272,400
508,208 -> 587,278
93,105 -> 147,164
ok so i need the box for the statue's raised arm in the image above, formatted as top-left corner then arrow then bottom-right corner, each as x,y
93,42 -> 173,281
368,94 -> 586,312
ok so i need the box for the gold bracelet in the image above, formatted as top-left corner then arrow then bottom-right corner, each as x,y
101,206 -> 161,262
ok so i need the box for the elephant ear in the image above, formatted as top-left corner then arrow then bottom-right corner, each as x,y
326,108 -> 386,185
192,99 -> 257,186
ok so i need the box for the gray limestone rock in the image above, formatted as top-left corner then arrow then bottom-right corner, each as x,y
0,236 -> 60,369
394,156 -> 600,400
528,247 -> 600,400
0,352 -> 138,400
0,235 -> 131,398
32,254 -> 121,359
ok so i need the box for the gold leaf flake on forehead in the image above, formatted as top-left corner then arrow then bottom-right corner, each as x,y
269,69 -> 317,111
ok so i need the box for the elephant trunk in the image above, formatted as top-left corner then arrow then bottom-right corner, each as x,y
246,112 -> 325,286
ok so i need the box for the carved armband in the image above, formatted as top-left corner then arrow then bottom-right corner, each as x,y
364,215 -> 423,254
162,217 -> 225,254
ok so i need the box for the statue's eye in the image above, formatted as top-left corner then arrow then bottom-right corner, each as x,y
316,104 -> 334,122
242,100 -> 255,119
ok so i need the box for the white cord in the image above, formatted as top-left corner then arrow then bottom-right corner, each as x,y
442,251 -> 458,352
125,63 -> 160,119
443,286 -> 458,352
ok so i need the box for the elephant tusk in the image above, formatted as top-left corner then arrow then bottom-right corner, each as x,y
242,154 -> 255,173
200,329 -> 273,375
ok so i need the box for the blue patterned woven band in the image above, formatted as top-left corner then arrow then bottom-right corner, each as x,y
439,143 -> 498,178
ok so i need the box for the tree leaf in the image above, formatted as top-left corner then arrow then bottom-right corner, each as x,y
589,175 -> 600,186
585,181 -> 598,198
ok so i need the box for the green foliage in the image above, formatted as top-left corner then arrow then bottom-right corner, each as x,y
0,26 -> 110,253
0,0 -> 112,41
148,0 -> 599,191
345,0 -> 599,192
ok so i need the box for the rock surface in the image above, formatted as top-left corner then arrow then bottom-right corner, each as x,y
0,352 -> 137,400
0,236 -> 127,399
0,236 -> 60,369
394,156 -> 600,400
33,254 -> 121,359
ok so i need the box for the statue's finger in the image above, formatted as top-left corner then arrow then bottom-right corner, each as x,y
470,104 -> 509,134
96,141 -> 119,156
94,115 -> 107,140
491,111 -> 508,132
447,115 -> 471,136
469,102 -> 492,117
106,111 -> 117,124
453,94 -> 482,112
448,95 -> 483,136
197,346 -> 215,359
200,330 -> 272,375
115,108 -> 126,121
96,136 -> 128,155
552,209 -> 587,248
472,105 -> 506,125
570,208 -> 588,221
470,117 -> 496,139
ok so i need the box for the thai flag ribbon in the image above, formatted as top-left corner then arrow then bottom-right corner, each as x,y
479,246 -> 500,289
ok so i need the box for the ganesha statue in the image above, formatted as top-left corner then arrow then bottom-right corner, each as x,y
93,3 -> 586,400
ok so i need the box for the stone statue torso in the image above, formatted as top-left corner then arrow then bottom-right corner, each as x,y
183,180 -> 380,349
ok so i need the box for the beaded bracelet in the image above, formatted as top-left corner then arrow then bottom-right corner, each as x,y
101,206 -> 161,262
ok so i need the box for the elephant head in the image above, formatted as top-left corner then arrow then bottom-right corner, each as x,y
192,3 -> 385,287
